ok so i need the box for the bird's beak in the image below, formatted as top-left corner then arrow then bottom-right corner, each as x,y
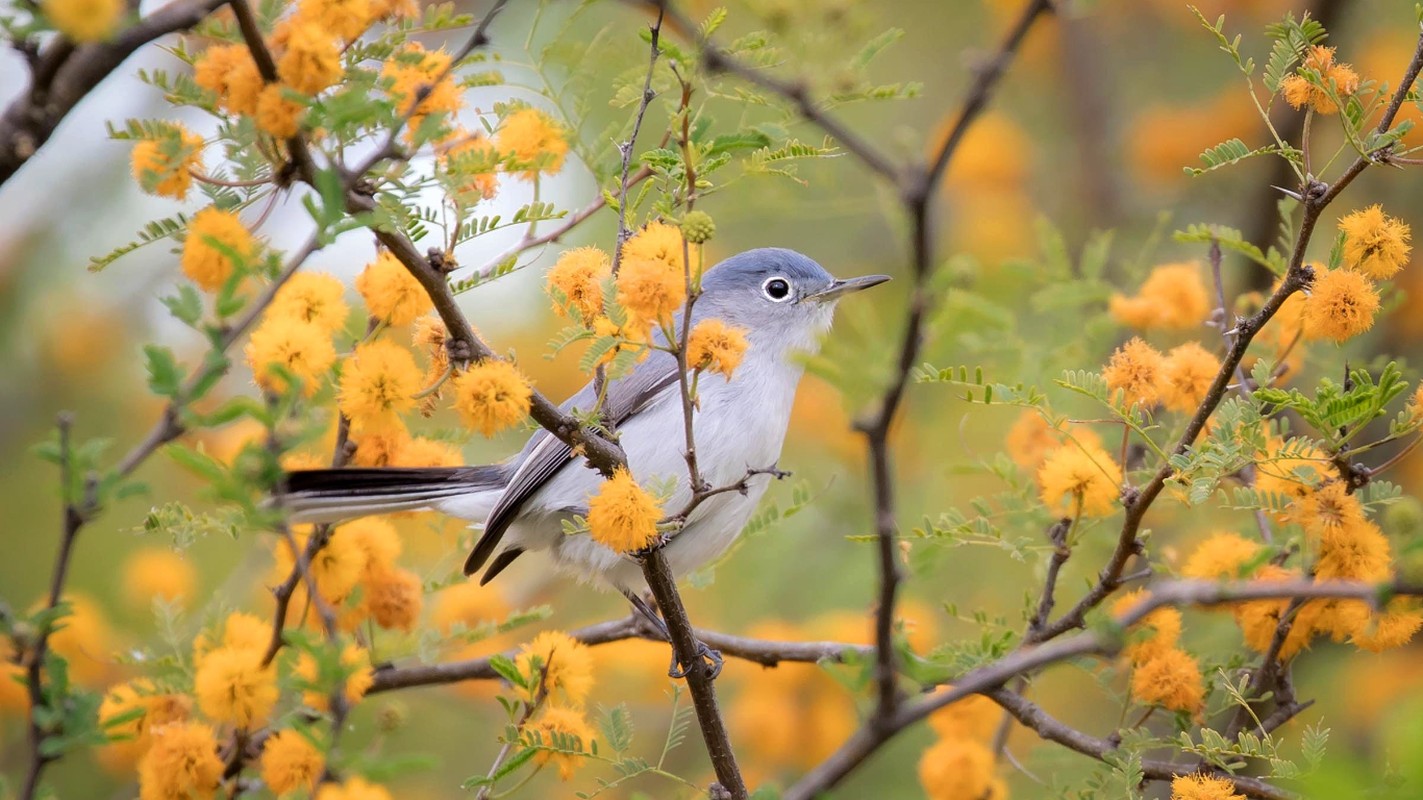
804,274 -> 892,303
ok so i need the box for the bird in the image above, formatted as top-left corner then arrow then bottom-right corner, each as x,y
281,248 -> 887,658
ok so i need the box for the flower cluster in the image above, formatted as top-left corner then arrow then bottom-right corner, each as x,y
514,631 -> 597,780
1112,589 -> 1205,715
918,687 -> 1009,800
1298,206 -> 1411,342
1280,45 -> 1360,115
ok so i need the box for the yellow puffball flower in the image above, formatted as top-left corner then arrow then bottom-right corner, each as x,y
95,681 -> 192,773
272,526 -> 369,606
1129,647 -> 1205,713
382,43 -> 462,144
137,721 -> 223,800
338,340 -> 423,429
277,21 -> 342,95
1171,774 -> 1245,800
623,221 -> 689,273
349,422 -> 411,468
270,272 -> 349,333
130,124 -> 204,199
1037,440 -> 1122,517
256,85 -> 306,139
925,689 -> 999,742
450,359 -> 533,437
432,579 -> 510,634
362,566 -> 423,632
1315,519 -> 1392,581
356,251 -> 432,325
394,436 -> 463,467
194,645 -> 278,728
616,256 -> 686,329
1181,532 -> 1261,580
1232,564 -> 1315,660
1352,604 -> 1423,652
121,548 -> 196,610
195,611 -> 270,668
316,777 -> 393,800
443,130 -> 501,204
1301,267 -> 1380,342
1280,45 -> 1360,115
917,737 -> 1002,800
182,206 -> 256,292
526,705 -> 595,780
586,467 -> 663,554
686,318 -> 750,379
294,0 -> 374,43
495,107 -> 569,180
245,316 -> 337,397
1160,341 -> 1220,413
296,643 -> 374,710
1102,336 -> 1166,407
515,630 -> 594,707
1111,588 -> 1183,665
1109,263 -> 1210,330
546,246 -> 612,322
193,44 -> 263,115
341,517 -> 402,575
1292,480 -> 1366,539
1339,204 -> 1411,279
260,729 -> 325,796
43,0 -> 123,41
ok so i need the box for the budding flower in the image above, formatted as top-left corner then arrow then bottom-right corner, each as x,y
681,210 -> 716,244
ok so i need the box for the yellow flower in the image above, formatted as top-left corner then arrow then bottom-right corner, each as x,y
1160,341 -> 1220,413
315,777 -> 393,800
432,579 -> 510,634
1171,773 -> 1245,800
95,681 -> 192,773
296,643 -> 374,710
1102,337 -> 1166,407
516,630 -> 594,706
1302,266 -> 1380,341
362,565 -> 423,631
546,246 -> 611,322
246,316 -> 337,396
586,467 -> 663,554
450,359 -> 533,436
526,705 -> 595,780
193,44 -> 263,115
1315,519 -> 1392,582
1233,564 -> 1315,660
294,0 -> 374,42
617,256 -> 686,329
260,729 -> 325,796
256,85 -> 306,139
588,315 -> 651,367
356,251 -> 432,325
277,21 -> 342,95
395,436 -> 463,467
496,107 -> 568,180
193,645 -> 278,728
1109,263 -> 1209,330
1181,532 -> 1261,580
1292,480 -> 1366,539
382,43 -> 462,140
1280,45 -> 1360,115
43,0 -> 123,41
342,517 -> 402,574
121,548 -> 196,610
183,206 -> 256,291
1112,588 -> 1183,665
443,131 -> 501,204
1254,436 -> 1327,509
349,422 -> 411,467
195,611 -> 269,667
131,124 -> 204,199
926,689 -> 999,742
1129,647 -> 1205,713
338,340 -> 423,429
137,721 -> 223,800
686,318 -> 750,378
270,272 -> 349,332
623,221 -> 689,272
917,737 -> 1003,800
1339,205 -> 1411,279
1352,604 -> 1423,652
272,526 -> 369,606
1037,439 -> 1122,517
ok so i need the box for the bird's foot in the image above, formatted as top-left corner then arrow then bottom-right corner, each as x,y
668,639 -> 723,680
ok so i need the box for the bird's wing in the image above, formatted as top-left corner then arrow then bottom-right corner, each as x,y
463,350 -> 680,577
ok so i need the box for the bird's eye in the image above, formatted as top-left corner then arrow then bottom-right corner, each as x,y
763,277 -> 792,301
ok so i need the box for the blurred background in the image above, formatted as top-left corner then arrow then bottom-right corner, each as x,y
3,0 -> 1423,797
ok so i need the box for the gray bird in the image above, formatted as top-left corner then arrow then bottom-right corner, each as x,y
283,248 -> 887,612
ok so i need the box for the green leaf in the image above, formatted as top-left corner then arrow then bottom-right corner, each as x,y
143,346 -> 182,398
487,654 -> 525,689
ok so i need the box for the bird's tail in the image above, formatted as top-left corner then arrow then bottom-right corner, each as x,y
279,466 -> 505,524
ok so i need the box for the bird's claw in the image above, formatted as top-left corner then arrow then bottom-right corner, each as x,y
667,640 -> 723,679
